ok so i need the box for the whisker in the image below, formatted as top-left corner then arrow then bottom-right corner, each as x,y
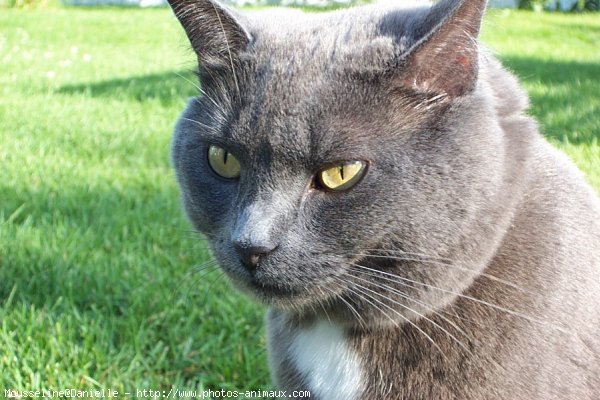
332,275 -> 399,328
347,267 -> 472,335
322,285 -> 368,331
359,248 -> 456,263
193,262 -> 219,275
176,226 -> 216,236
177,230 -> 212,240
210,3 -> 241,99
349,263 -> 567,333
178,259 -> 218,282
200,270 -> 226,304
347,251 -> 534,297
177,262 -> 221,299
319,296 -> 333,324
346,267 -> 473,354
181,116 -> 215,132
173,70 -> 222,111
333,275 -> 448,360
167,261 -> 218,304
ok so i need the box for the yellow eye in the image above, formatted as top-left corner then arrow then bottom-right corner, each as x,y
207,145 -> 241,179
318,161 -> 367,191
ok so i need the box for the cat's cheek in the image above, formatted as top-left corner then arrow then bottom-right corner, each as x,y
180,177 -> 237,234
299,189 -> 383,249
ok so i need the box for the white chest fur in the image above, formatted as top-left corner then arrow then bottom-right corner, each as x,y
288,320 -> 363,400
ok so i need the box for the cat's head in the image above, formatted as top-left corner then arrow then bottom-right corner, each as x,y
170,0 -> 518,326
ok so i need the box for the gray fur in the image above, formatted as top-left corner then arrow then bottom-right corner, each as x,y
168,0 -> 600,398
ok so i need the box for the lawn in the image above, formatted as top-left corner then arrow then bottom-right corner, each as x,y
1,6 -> 599,396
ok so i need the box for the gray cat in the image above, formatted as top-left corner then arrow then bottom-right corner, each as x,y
167,0 -> 600,398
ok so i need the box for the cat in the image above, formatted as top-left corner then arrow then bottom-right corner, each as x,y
167,0 -> 600,398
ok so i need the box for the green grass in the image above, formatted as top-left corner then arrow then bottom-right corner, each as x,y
0,8 -> 267,395
1,6 -> 599,397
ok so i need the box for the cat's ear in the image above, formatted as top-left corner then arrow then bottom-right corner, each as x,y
167,0 -> 251,70
396,0 -> 487,98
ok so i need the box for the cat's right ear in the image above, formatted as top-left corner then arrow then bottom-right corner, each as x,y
382,0 -> 487,98
167,0 -> 251,71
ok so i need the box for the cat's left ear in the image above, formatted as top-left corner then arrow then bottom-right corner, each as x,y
393,0 -> 487,98
167,0 -> 251,71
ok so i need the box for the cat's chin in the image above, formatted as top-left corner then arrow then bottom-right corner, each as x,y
224,274 -> 333,311
250,283 -> 323,311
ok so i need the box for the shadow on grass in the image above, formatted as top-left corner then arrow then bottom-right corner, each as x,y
0,182 -> 268,388
58,70 -> 199,105
0,182 -> 185,311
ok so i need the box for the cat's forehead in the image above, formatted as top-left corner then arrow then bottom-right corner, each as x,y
226,77 -> 406,170
245,6 -> 410,75
220,4 -> 433,163
228,95 -> 376,167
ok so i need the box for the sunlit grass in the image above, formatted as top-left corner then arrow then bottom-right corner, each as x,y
1,6 -> 598,394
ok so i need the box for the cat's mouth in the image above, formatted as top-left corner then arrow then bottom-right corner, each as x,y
217,250 -> 346,309
219,264 -> 302,304
238,273 -> 331,309
250,278 -> 300,298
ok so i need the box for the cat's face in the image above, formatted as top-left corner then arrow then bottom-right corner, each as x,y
171,0 -> 511,326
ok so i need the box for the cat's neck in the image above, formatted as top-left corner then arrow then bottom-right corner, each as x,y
267,310 -> 365,400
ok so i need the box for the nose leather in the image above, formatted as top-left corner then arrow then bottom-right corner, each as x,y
233,242 -> 277,270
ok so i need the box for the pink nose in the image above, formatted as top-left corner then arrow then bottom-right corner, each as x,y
233,242 -> 277,270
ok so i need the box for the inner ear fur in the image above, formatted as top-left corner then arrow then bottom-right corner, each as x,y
396,0 -> 488,98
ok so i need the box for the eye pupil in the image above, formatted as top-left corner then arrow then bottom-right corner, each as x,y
223,150 -> 228,164
340,165 -> 345,180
